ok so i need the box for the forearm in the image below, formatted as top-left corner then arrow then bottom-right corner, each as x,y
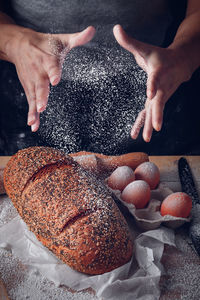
168,2 -> 200,78
0,11 -> 27,62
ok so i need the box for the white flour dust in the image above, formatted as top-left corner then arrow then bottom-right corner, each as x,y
38,43 -> 147,154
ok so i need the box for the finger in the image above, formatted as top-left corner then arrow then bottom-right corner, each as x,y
113,25 -> 152,69
27,96 -> 37,126
27,87 -> 40,131
16,71 -> 38,125
23,89 -> 39,129
56,26 -> 96,51
43,55 -> 62,86
31,112 -> 40,132
146,72 -> 157,99
131,109 -> 146,139
143,102 -> 153,142
68,26 -> 96,49
152,91 -> 166,131
35,76 -> 50,113
49,71 -> 61,86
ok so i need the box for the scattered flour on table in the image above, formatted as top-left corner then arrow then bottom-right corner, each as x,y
0,248 -> 97,300
0,195 -> 18,225
160,226 -> 200,300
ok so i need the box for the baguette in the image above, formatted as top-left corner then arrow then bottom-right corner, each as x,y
0,157 -> 10,195
71,151 -> 149,175
4,146 -> 133,275
0,277 -> 10,300
0,169 -> 5,195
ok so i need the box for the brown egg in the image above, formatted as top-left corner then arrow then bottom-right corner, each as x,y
107,166 -> 135,191
160,192 -> 192,218
134,162 -> 160,190
121,180 -> 151,209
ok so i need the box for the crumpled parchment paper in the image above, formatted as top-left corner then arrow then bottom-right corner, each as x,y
0,194 -> 175,300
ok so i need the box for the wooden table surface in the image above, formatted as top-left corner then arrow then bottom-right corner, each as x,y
150,156 -> 200,192
0,155 -> 200,299
149,156 -> 200,299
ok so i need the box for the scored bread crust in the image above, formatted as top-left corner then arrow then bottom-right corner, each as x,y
3,146 -> 74,214
4,146 -> 133,275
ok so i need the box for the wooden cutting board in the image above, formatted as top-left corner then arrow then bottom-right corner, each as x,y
1,155 -> 200,195
150,156 -> 200,194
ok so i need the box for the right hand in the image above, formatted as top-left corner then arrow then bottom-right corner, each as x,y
5,26 -> 96,131
113,24 -> 191,142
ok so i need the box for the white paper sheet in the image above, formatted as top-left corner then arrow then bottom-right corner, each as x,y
0,197 -> 175,300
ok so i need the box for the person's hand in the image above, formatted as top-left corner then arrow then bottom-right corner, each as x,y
5,26 -> 95,131
113,24 -> 191,142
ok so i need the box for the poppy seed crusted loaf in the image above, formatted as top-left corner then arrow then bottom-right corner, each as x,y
4,146 -> 133,274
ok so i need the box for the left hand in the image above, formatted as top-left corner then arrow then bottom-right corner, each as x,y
113,24 -> 191,142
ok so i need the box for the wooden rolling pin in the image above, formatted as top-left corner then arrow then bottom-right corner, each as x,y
0,151 -> 148,195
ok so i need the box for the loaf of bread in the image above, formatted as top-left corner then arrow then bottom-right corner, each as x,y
4,146 -> 133,275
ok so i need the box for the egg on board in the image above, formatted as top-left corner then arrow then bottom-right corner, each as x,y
160,192 -> 192,218
107,166 -> 135,191
134,162 -> 160,190
121,180 -> 151,209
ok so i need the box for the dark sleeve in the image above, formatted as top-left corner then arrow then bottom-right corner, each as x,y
162,0 -> 187,47
0,0 -> 11,13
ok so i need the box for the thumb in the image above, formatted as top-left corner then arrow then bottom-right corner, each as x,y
113,24 -> 152,71
58,26 -> 96,51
